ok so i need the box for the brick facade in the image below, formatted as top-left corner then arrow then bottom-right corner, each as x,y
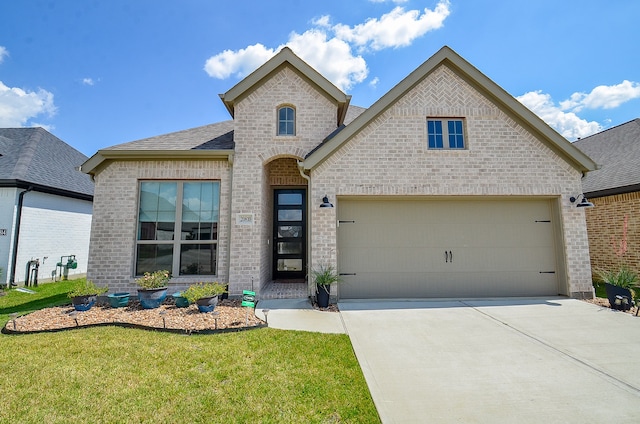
87,50 -> 595,299
585,191 -> 640,277
228,67 -> 333,294
87,159 -> 231,293
310,65 -> 593,298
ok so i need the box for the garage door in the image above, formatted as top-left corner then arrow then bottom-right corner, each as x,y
337,198 -> 560,299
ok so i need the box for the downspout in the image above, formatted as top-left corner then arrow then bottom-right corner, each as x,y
297,161 -> 312,297
9,186 -> 33,287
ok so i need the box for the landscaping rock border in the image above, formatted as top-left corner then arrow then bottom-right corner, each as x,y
2,299 -> 267,335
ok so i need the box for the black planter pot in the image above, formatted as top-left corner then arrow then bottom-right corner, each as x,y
604,283 -> 633,311
316,284 -> 330,308
220,284 -> 229,300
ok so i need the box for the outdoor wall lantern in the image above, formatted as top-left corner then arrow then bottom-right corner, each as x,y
319,195 -> 334,208
570,194 -> 594,208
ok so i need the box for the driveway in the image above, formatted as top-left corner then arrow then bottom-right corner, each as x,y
338,298 -> 640,423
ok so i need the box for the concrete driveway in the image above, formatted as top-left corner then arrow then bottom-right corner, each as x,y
338,298 -> 640,423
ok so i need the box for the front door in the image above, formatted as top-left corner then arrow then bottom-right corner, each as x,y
273,189 -> 306,280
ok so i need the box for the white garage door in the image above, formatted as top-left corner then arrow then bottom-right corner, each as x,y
337,198 -> 560,299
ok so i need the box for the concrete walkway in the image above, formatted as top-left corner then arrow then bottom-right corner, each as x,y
255,298 -> 346,334
257,297 -> 640,423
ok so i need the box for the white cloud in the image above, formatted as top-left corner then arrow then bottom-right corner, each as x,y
518,79 -> 640,140
0,81 -> 57,127
333,2 -> 451,51
517,90 -> 602,140
82,78 -> 95,86
369,76 -> 380,88
204,44 -> 276,79
204,1 -> 450,90
560,80 -> 640,111
0,46 -> 8,64
287,30 -> 368,89
205,36 -> 367,91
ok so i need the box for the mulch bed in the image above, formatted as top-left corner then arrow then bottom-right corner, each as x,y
3,299 -> 266,335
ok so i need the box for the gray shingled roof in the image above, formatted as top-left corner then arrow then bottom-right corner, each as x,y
0,127 -> 93,197
573,118 -> 640,197
106,120 -> 235,151
102,105 -> 366,152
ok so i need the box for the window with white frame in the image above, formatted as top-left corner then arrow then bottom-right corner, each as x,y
427,118 -> 466,149
136,181 -> 220,276
277,106 -> 295,136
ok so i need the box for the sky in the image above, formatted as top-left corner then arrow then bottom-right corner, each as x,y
1,0 -> 639,157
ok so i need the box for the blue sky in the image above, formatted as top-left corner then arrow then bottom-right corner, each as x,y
1,0 -> 639,156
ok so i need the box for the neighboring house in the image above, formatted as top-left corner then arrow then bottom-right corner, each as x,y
82,46 -> 597,299
0,127 -> 94,287
573,119 -> 640,275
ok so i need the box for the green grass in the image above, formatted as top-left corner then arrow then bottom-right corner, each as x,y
0,281 -> 379,423
0,280 -> 76,326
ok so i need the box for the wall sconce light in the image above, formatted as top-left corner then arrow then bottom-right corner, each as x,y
570,194 -> 594,208
319,195 -> 334,208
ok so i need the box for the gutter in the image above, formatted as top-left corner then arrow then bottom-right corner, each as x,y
8,186 -> 33,287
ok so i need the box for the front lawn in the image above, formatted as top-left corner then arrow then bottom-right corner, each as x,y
0,283 -> 379,423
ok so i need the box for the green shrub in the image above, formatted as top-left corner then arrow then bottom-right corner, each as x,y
136,270 -> 171,289
310,263 -> 341,288
597,266 -> 638,289
68,280 -> 108,298
182,282 -> 227,303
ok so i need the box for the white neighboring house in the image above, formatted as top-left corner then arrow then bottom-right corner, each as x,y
0,128 -> 93,287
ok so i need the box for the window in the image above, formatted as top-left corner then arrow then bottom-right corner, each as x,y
277,106 -> 295,136
136,181 -> 220,277
427,118 -> 466,149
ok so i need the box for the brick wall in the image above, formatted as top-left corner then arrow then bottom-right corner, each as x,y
310,64 -> 593,298
228,67 -> 335,294
88,159 -> 231,293
585,191 -> 640,277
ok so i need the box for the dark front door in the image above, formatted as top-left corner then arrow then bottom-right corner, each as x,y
273,189 -> 306,280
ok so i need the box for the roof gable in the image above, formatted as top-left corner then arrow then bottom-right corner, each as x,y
0,127 -> 93,198
303,46 -> 597,173
219,47 -> 351,126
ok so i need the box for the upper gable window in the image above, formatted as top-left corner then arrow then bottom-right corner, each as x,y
427,118 -> 466,149
278,106 -> 296,136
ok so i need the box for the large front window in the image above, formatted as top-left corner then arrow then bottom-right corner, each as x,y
136,181 -> 220,276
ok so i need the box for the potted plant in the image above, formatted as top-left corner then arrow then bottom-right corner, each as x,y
183,282 -> 227,313
598,266 -> 638,311
136,270 -> 171,309
68,280 -> 108,311
310,263 -> 341,308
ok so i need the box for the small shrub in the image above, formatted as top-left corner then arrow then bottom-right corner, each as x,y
68,280 -> 108,298
136,270 -> 171,289
597,266 -> 638,300
183,282 -> 227,304
310,263 -> 341,294
597,266 -> 638,289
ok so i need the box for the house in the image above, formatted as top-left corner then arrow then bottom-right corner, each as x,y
0,127 -> 94,287
82,46 -> 597,300
573,119 -> 640,275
